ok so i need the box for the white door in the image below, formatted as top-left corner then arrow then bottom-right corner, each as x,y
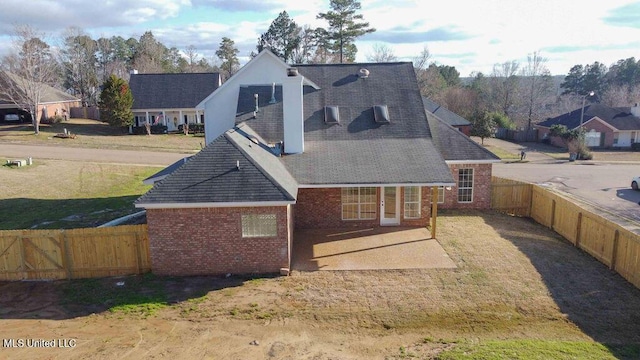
380,186 -> 400,226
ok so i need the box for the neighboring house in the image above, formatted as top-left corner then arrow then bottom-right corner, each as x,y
536,103 -> 640,148
129,72 -> 221,132
0,72 -> 80,122
135,50 -> 499,276
422,97 -> 472,135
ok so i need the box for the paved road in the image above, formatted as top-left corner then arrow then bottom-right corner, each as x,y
486,137 -> 640,229
0,143 -> 188,166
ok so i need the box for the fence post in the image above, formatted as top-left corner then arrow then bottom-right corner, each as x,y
62,230 -> 72,280
134,231 -> 142,275
18,235 -> 26,280
611,230 -> 620,271
550,200 -> 556,230
575,212 -> 582,248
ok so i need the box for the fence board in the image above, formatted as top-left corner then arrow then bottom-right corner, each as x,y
491,177 -> 532,216
493,176 -> 640,290
0,225 -> 148,281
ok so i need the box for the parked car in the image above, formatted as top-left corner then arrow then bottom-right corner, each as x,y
4,114 -> 20,122
632,176 -> 640,190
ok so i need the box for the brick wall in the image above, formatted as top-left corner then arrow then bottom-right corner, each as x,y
294,187 -> 431,229
146,206 -> 290,276
440,163 -> 493,209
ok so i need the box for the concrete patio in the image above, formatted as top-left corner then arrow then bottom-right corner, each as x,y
291,227 -> 456,271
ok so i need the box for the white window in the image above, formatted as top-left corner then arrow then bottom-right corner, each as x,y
342,187 -> 376,220
241,214 -> 277,238
404,187 -> 422,219
438,186 -> 445,204
458,168 -> 474,203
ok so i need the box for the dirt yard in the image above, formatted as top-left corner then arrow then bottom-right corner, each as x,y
1,211 -> 640,359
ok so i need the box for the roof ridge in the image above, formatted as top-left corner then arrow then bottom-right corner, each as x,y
428,112 -> 500,160
225,128 -> 297,201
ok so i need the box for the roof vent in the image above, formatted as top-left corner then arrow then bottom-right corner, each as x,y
287,67 -> 298,77
358,68 -> 370,79
324,106 -> 340,124
373,105 -> 390,123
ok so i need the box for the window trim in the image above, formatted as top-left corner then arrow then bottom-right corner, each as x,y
241,214 -> 277,238
438,186 -> 445,204
403,186 -> 422,219
341,187 -> 377,220
457,168 -> 474,203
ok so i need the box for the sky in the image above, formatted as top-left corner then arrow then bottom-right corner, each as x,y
0,0 -> 639,76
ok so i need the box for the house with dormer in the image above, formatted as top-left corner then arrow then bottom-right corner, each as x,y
135,50 -> 499,276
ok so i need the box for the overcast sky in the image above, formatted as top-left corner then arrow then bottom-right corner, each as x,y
0,0 -> 639,76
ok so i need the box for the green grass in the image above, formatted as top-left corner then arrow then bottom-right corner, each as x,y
61,273 -> 168,317
0,161 -> 157,229
436,340 -> 638,360
482,145 -> 520,160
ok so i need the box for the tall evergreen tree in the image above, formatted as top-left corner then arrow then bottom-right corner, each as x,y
257,11 -> 301,63
99,74 -> 133,128
216,37 -> 239,80
316,0 -> 375,63
60,27 -> 98,106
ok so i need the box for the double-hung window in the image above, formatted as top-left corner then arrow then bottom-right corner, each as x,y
458,168 -> 474,203
342,187 -> 376,220
404,187 -> 421,219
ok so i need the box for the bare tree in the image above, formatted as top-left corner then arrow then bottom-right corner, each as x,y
600,84 -> 640,107
184,45 -> 199,72
0,25 -> 59,134
366,43 -> 397,62
519,51 -> 553,130
489,60 -> 519,117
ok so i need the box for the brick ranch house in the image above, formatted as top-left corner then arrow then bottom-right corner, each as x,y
0,71 -> 81,122
536,103 -> 640,148
135,50 -> 499,276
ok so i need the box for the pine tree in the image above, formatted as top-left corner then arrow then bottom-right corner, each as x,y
257,11 -> 301,63
316,0 -> 375,63
99,74 -> 133,128
216,37 -> 239,80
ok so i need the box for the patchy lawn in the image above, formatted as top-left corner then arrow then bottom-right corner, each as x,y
0,158 -> 156,229
0,118 -> 204,152
1,211 -> 639,359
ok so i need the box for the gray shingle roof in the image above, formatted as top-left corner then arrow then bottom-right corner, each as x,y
537,103 -> 640,130
130,73 -> 220,110
0,71 -> 79,104
422,97 -> 471,127
139,61 -> 509,205
427,112 -> 500,162
135,126 -> 296,206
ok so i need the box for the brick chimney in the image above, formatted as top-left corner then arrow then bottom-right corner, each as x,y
282,68 -> 304,154
632,103 -> 640,118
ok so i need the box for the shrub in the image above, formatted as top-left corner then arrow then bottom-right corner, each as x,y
178,124 -> 205,134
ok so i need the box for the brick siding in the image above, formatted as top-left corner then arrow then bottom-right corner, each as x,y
294,187 -> 432,229
146,206 -> 290,276
439,163 -> 493,209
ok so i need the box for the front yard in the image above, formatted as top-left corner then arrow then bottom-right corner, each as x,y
1,211 -> 639,359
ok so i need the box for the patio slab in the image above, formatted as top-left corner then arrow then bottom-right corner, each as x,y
292,227 -> 456,271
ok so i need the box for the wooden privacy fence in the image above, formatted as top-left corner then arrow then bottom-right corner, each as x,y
492,176 -> 640,289
0,225 -> 150,281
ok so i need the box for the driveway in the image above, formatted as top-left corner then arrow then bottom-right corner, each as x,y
0,143 -> 187,166
292,227 -> 456,271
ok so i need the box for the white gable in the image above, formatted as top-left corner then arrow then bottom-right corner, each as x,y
198,50 -> 319,144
